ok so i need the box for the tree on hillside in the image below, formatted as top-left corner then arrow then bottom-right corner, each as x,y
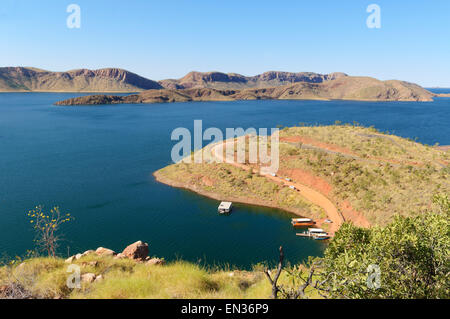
27,206 -> 73,257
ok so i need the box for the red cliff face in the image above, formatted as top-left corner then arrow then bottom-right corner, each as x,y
158,71 -> 349,90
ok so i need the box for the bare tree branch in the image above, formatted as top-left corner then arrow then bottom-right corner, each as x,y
264,246 -> 284,299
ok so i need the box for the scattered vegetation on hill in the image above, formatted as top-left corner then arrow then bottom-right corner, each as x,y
278,124 -> 449,225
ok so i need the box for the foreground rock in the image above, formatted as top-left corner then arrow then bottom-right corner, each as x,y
122,241 -> 149,261
65,256 -> 75,264
64,241 -> 154,263
81,273 -> 96,283
145,258 -> 165,266
94,275 -> 103,283
95,247 -> 116,256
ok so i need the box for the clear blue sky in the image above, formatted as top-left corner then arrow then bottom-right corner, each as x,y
1,0 -> 449,86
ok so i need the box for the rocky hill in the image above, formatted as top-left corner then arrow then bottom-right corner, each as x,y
0,67 -> 163,92
2,66 -> 437,102
1,67 -> 348,92
159,71 -> 348,90
55,75 -> 437,105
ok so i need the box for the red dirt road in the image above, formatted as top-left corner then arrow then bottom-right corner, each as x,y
211,141 -> 344,235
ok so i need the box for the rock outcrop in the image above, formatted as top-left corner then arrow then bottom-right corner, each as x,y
65,241 -> 154,264
95,247 -> 116,257
121,241 -> 149,261
81,273 -> 96,283
145,258 -> 165,266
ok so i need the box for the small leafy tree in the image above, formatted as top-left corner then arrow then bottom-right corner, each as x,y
267,194 -> 449,299
319,193 -> 449,298
27,206 -> 73,257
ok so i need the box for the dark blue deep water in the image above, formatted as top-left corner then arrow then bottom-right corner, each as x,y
0,93 -> 449,268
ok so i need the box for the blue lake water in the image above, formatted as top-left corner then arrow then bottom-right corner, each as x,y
0,92 -> 449,268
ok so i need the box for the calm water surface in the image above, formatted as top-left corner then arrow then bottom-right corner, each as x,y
0,92 -> 449,268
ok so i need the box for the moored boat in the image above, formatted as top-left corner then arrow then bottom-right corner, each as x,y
312,233 -> 330,240
296,227 -> 330,240
218,201 -> 233,214
291,218 -> 316,227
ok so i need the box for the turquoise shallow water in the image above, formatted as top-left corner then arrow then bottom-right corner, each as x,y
0,92 -> 449,268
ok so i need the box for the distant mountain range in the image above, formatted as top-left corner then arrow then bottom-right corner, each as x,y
0,67 -> 349,92
0,66 -> 444,103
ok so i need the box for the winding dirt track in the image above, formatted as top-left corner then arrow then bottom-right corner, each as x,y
211,141 -> 344,234
208,135 -> 448,234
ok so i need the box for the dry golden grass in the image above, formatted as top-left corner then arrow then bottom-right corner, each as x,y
279,125 -> 449,225
0,256 -> 320,299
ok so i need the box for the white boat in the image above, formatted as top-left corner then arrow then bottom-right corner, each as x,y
291,218 -> 315,227
308,228 -> 325,234
313,233 -> 330,240
296,227 -> 330,240
291,218 -> 313,223
218,201 -> 233,214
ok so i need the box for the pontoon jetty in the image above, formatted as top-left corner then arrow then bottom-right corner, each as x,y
296,228 -> 330,240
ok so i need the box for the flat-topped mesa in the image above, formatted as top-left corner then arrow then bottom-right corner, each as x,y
251,71 -> 347,83
0,67 -> 162,92
158,71 -> 349,90
54,75 -> 436,105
